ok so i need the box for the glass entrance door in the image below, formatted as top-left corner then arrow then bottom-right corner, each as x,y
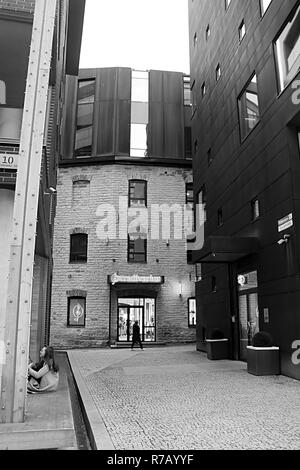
118,298 -> 156,342
237,271 -> 259,361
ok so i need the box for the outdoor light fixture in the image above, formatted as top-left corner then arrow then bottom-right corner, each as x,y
44,186 -> 57,195
277,234 -> 290,245
166,239 -> 170,247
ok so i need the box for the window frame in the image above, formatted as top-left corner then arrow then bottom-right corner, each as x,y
239,19 -> 246,42
251,197 -> 260,221
69,233 -> 88,263
128,234 -> 147,264
238,72 -> 261,142
67,296 -> 86,328
188,297 -> 196,328
128,179 -> 147,207
75,78 -> 96,158
260,0 -> 273,17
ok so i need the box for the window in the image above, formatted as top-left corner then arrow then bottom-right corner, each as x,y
129,180 -> 147,207
191,80 -> 197,115
251,198 -> 260,221
216,64 -> 221,82
239,20 -> 246,42
131,70 -> 149,157
212,276 -> 217,292
184,127 -> 192,158
75,79 -> 95,158
188,298 -> 196,327
0,80 -> 6,104
193,32 -> 198,47
238,74 -> 260,141
225,0 -> 232,10
70,233 -> 88,262
128,235 -> 147,263
201,82 -> 206,97
68,297 -> 86,327
217,208 -> 223,227
186,182 -> 195,234
183,76 -> 191,106
207,148 -> 213,165
274,5 -> 300,92
206,25 -> 211,41
260,0 -> 272,16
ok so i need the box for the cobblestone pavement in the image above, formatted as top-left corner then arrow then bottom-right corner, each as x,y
68,345 -> 300,450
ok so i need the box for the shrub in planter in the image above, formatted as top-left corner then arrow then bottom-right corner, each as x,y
252,331 -> 273,348
247,331 -> 280,376
206,329 -> 229,360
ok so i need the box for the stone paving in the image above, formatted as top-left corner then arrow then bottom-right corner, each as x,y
68,345 -> 300,450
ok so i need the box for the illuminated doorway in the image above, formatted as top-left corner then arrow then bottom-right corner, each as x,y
118,298 -> 156,342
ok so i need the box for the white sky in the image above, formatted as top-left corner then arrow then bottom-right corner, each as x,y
79,0 -> 190,74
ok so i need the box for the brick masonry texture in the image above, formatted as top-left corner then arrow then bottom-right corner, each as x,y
50,164 -> 196,348
0,0 -> 35,14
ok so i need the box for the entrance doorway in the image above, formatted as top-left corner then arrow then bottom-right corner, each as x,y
237,271 -> 259,361
118,298 -> 156,342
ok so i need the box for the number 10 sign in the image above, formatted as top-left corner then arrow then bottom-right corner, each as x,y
0,153 -> 18,169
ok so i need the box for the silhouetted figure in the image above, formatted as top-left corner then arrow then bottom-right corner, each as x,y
131,320 -> 144,350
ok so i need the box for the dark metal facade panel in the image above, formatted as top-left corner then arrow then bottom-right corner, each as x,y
61,75 -> 77,159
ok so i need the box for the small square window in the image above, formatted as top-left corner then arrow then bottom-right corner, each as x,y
260,0 -> 272,16
217,208 -> 223,227
207,148 -> 212,165
206,25 -> 211,41
216,64 -> 221,82
201,82 -> 206,97
68,297 -> 86,327
225,0 -> 232,10
251,198 -> 260,221
193,32 -> 198,47
194,139 -> 198,155
239,20 -> 246,42
212,276 -> 217,292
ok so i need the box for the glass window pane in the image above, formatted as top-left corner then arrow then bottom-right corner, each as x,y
130,124 -> 147,157
131,102 -> 148,124
238,74 -> 260,140
275,6 -> 300,91
78,80 -> 95,104
131,71 -> 149,102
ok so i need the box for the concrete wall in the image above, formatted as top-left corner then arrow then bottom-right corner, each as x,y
50,164 -> 196,348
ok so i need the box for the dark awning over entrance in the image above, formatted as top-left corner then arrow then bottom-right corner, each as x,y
192,236 -> 259,264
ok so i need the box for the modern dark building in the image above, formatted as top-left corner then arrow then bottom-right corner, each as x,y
0,0 -> 86,362
50,67 -> 196,348
189,0 -> 300,379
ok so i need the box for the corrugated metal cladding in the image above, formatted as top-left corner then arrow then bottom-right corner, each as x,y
61,67 -> 190,160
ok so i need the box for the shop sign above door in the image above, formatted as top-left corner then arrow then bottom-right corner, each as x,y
278,213 -> 293,232
108,273 -> 164,285
0,153 -> 18,169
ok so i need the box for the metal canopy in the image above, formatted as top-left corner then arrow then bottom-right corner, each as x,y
192,236 -> 259,264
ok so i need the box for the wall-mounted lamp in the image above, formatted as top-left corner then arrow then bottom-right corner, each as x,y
179,282 -> 182,298
277,234 -> 290,245
44,186 -> 57,195
166,239 -> 170,247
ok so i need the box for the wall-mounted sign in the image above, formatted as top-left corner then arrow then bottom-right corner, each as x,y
108,273 -> 164,285
278,213 -> 293,232
0,153 -> 18,169
264,308 -> 270,324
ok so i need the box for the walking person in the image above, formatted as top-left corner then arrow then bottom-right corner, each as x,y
131,320 -> 144,350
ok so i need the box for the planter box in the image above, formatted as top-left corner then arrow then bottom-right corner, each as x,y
206,339 -> 229,360
247,346 -> 280,376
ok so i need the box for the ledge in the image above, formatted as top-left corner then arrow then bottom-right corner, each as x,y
247,346 -> 279,351
206,339 -> 229,343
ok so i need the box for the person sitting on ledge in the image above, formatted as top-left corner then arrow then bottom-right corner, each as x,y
27,346 -> 59,393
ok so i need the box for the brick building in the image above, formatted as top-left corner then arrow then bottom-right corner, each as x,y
50,68 -> 196,348
0,0 -> 85,362
189,0 -> 300,379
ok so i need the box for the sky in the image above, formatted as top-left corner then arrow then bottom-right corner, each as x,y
79,0 -> 190,74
